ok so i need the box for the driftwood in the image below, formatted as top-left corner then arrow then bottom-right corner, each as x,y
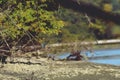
21,46 -> 41,53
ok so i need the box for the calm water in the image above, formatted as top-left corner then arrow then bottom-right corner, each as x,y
58,48 -> 120,66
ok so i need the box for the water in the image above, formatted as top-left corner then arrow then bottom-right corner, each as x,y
58,48 -> 120,66
89,48 -> 120,66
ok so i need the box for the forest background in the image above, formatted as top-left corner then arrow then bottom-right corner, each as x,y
0,0 -> 120,49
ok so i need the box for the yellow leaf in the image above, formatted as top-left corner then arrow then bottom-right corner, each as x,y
103,3 -> 113,12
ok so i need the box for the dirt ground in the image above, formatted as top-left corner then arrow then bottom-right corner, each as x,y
0,58 -> 120,80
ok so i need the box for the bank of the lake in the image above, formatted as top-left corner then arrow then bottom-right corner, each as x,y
0,58 -> 120,80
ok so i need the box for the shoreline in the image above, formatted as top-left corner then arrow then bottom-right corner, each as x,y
0,58 -> 120,80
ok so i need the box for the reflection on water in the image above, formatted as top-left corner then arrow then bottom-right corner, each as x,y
58,48 -> 120,66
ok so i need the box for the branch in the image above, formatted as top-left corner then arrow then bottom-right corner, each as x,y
55,0 -> 120,25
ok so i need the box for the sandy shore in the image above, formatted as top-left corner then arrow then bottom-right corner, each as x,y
0,58 -> 120,80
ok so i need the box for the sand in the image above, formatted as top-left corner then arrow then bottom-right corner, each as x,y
0,58 -> 120,80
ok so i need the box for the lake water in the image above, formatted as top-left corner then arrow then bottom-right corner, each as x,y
58,48 -> 120,66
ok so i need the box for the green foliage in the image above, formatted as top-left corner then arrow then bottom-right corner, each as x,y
60,29 -> 78,42
0,0 -> 64,40
89,22 -> 105,33
0,0 -> 120,45
55,8 -> 96,42
112,25 -> 120,34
